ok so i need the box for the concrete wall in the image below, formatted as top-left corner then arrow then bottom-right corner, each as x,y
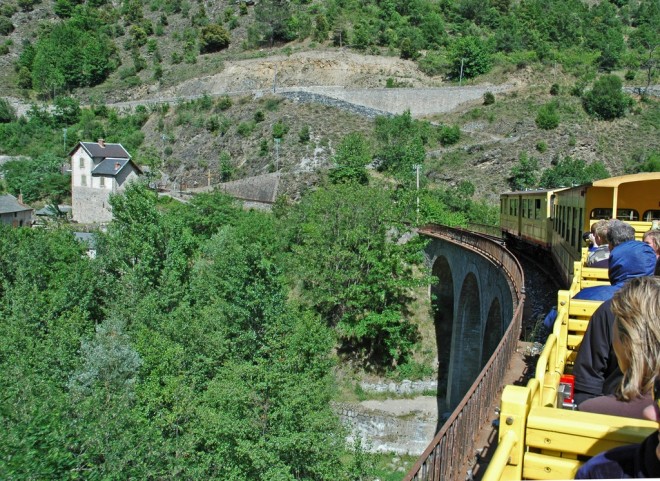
217,172 -> 280,203
424,239 -> 514,409
336,402 -> 437,456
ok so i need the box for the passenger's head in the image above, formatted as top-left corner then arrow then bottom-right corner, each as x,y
607,239 -> 657,285
592,219 -> 609,245
643,230 -> 660,259
611,276 -> 660,401
606,219 -> 636,250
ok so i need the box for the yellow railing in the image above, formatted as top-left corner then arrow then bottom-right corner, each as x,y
481,257 -> 641,481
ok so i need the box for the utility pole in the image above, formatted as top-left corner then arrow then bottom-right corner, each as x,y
273,64 -> 278,94
459,58 -> 466,86
413,164 -> 421,225
274,138 -> 281,171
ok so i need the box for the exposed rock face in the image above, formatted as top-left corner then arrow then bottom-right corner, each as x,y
335,396 -> 439,455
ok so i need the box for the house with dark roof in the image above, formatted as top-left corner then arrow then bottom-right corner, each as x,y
70,139 -> 142,223
0,193 -> 33,227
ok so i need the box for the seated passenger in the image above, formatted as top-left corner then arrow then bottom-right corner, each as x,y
539,221 -> 644,342
576,380 -> 660,479
572,221 -> 657,406
643,230 -> 660,276
578,276 -> 660,419
586,220 -> 610,268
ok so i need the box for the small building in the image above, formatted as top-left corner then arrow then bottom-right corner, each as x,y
70,139 -> 142,224
0,193 -> 33,227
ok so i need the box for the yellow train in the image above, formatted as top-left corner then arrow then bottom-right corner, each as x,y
500,172 -> 660,286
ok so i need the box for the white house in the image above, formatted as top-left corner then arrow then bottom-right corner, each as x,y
0,193 -> 33,227
70,139 -> 142,224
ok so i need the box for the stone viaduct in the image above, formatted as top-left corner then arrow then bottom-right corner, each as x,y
424,233 -> 515,411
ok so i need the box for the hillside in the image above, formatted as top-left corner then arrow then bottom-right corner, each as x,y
0,0 -> 658,204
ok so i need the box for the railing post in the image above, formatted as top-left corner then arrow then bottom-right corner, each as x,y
497,385 -> 531,481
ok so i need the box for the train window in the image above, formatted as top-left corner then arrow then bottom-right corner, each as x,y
535,199 -> 541,219
571,207 -> 577,247
527,200 -> 532,219
616,209 -> 639,221
643,210 -> 660,221
522,199 -> 528,218
591,208 -> 612,219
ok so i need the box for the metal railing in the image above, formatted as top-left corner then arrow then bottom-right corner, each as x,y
403,224 -> 525,481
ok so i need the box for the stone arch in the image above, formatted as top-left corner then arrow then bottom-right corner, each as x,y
431,256 -> 454,413
448,272 -> 481,408
482,297 -> 502,368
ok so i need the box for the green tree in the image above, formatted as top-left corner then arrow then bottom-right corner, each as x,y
582,74 -> 633,120
283,183 -> 429,365
0,97 -> 16,123
539,156 -> 609,188
30,19 -> 117,95
199,24 -> 230,53
508,152 -> 539,190
254,0 -> 293,46
328,132 -> 372,185
53,96 -> 81,126
448,36 -> 492,80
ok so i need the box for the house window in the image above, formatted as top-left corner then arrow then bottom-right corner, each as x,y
100,176 -> 105,188
79,157 -> 85,169
81,175 -> 87,186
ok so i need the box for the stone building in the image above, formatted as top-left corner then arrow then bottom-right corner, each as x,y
70,140 -> 142,224
0,193 -> 33,227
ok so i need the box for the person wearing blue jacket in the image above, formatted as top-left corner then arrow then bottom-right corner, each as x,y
572,221 -> 657,406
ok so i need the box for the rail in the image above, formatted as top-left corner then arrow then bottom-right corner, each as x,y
403,224 -> 525,481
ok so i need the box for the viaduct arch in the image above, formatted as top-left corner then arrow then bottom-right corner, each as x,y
425,236 -> 514,411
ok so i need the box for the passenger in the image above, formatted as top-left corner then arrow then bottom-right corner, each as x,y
539,221 -> 641,341
642,230 -> 660,276
578,276 -> 660,419
576,354 -> 660,477
586,220 -> 610,268
572,220 -> 657,406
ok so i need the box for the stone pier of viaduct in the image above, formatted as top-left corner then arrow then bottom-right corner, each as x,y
425,235 -> 514,411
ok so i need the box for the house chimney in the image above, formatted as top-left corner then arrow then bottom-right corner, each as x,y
98,138 -> 105,147
115,162 -> 121,171
18,192 -> 24,204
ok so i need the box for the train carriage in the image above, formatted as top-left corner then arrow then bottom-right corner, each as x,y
501,172 -> 660,287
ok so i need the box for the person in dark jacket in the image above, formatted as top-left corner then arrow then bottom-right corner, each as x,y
578,277 -> 660,419
572,224 -> 657,406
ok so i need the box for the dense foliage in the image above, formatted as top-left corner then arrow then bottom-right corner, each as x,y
0,180 -> 452,478
4,0 -> 658,96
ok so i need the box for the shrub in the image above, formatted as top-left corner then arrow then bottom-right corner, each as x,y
550,83 -> 560,96
438,124 -> 461,146
624,70 -> 636,81
536,141 -> 547,153
0,98 -> 16,123
215,95 -> 232,111
253,110 -> 264,122
483,91 -> 495,105
299,125 -> 310,143
237,121 -> 255,137
199,24 -> 230,53
418,50 -> 444,76
582,74 -> 632,120
0,16 -> 14,35
272,120 -> 288,139
536,102 -> 560,130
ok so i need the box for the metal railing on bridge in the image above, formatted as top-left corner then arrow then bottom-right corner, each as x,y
403,224 -> 525,481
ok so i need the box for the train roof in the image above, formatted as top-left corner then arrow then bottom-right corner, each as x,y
590,172 -> 660,187
500,187 -> 567,196
501,173 -> 660,196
